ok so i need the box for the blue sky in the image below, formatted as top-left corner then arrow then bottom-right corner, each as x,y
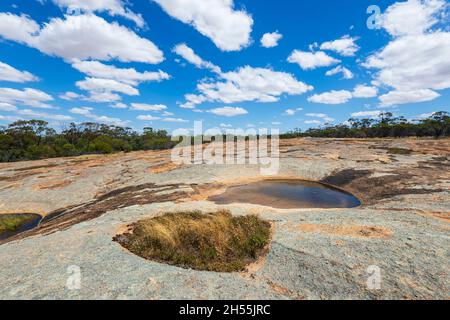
0,0 -> 449,133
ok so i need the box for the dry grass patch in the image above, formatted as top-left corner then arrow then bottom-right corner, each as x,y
114,210 -> 272,272
0,215 -> 36,234
387,147 -> 413,155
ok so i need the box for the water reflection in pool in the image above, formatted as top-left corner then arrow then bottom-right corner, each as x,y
209,180 -> 361,209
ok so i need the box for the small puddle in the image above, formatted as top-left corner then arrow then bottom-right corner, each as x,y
209,180 -> 361,209
0,213 -> 42,241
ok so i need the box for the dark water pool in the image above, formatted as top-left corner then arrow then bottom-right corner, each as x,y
0,213 -> 42,241
209,180 -> 361,209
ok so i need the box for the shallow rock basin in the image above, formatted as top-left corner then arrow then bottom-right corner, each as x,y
209,180 -> 361,209
0,213 -> 42,240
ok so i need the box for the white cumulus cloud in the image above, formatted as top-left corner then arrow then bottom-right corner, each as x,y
111,102 -> 128,109
306,113 -> 335,123
76,77 -> 139,96
208,106 -> 248,117
308,90 -> 353,105
380,0 -> 446,37
0,102 -> 72,121
137,115 -> 161,121
325,65 -> 354,79
284,108 -> 303,116
304,120 -> 321,125
173,43 -> 221,73
153,0 -> 253,51
351,110 -> 383,118
0,13 -> 40,44
261,31 -> 283,48
352,85 -> 378,98
379,89 -> 440,106
70,106 -> 128,126
0,13 -> 164,64
162,117 -> 189,123
320,35 -> 360,56
364,32 -> 450,92
51,0 -> 145,27
0,87 -> 53,108
136,114 -> 188,122
72,61 -> 170,85
308,84 -> 379,105
15,108 -> 73,121
67,61 -> 171,103
182,66 -> 313,108
0,61 -> 38,83
130,103 -> 168,111
287,50 -> 340,70
0,102 -> 18,112
364,0 -> 449,106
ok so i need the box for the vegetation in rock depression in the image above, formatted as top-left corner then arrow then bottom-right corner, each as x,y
114,211 -> 272,272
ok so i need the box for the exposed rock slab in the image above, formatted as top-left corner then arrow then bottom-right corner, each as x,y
0,138 -> 449,300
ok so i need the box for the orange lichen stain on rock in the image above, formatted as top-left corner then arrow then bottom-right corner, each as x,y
149,162 -> 180,174
33,179 -> 73,190
115,223 -> 134,237
0,182 -> 23,190
294,224 -> 393,239
334,240 -> 346,246
188,184 -> 226,201
417,211 -> 450,223
265,279 -> 305,300
0,209 -> 46,216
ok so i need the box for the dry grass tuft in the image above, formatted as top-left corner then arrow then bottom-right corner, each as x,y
0,215 -> 35,234
387,147 -> 413,155
114,210 -> 271,272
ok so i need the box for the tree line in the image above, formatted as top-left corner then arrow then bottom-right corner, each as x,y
0,120 -> 175,162
0,111 -> 449,162
281,111 -> 450,139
